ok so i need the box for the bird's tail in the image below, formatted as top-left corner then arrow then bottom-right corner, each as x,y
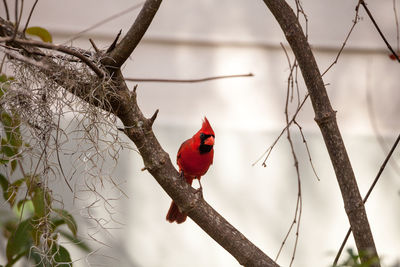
166,201 -> 187,223
166,175 -> 194,224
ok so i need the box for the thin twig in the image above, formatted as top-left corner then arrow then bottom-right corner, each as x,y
333,133 -> 400,266
0,54 -> 6,72
273,42 -> 304,266
294,121 -> 320,181
103,0 -> 163,69
22,0 -> 39,34
17,0 -> 24,34
394,0 -> 400,53
89,38 -> 100,53
2,0 -> 10,20
322,2 -> 361,76
64,2 -> 144,43
365,66 -> 400,174
125,73 -> 254,83
360,0 -> 400,62
285,62 -> 302,267
252,94 -> 309,167
12,0 -> 19,40
55,111 -> 73,192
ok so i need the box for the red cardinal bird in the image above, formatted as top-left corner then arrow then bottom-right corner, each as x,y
166,117 -> 215,224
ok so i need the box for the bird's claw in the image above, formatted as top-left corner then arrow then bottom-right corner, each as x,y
194,187 -> 203,198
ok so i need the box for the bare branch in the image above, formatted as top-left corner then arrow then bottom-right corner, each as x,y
394,0 -> 400,52
322,2 -> 361,76
333,133 -> 400,265
64,2 -> 144,43
253,94 -> 309,167
102,0 -> 162,69
360,0 -> 400,62
2,0 -> 10,20
89,38 -> 100,53
125,73 -> 254,83
262,0 -> 380,265
102,71 -> 279,267
22,0 -> 39,34
0,17 -> 278,266
294,121 -> 320,181
0,36 -> 104,77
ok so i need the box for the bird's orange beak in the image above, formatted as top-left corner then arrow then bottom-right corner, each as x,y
204,136 -> 214,146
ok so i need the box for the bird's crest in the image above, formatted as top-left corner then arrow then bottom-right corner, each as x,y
201,117 -> 214,136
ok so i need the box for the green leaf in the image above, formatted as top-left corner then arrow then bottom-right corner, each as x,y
0,74 -> 9,83
2,177 -> 25,207
26,26 -> 53,43
0,173 -> 12,205
0,173 -> 9,194
15,199 -> 34,218
0,74 -> 13,83
6,218 -> 33,262
52,244 -> 72,266
32,186 -> 46,217
10,159 -> 17,174
53,209 -> 77,237
0,74 -> 12,98
1,138 -> 16,158
1,112 -> 12,128
1,111 -> 22,156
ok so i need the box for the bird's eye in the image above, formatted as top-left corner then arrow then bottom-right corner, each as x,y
200,133 -> 205,140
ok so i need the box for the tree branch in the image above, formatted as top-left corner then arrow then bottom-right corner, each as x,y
124,73 -> 254,83
101,0 -> 162,69
333,132 -> 400,265
104,71 -> 279,267
0,35 -> 104,78
0,14 -> 279,267
360,0 -> 400,62
262,0 -> 380,265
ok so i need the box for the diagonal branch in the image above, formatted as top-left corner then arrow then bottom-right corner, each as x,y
0,15 -> 279,267
101,71 -> 279,267
261,0 -> 380,265
101,0 -> 162,69
124,73 -> 254,83
360,0 -> 400,62
333,132 -> 400,265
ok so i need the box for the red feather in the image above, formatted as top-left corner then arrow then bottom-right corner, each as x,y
166,117 -> 215,223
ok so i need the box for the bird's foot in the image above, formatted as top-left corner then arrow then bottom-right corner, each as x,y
194,178 -> 203,198
194,187 -> 203,198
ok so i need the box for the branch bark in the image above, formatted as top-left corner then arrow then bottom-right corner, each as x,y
0,13 -> 279,267
261,0 -> 379,265
110,73 -> 278,267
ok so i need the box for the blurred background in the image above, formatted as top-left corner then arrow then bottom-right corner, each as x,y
1,0 -> 400,266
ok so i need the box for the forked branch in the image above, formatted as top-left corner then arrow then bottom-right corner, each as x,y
262,0 -> 380,265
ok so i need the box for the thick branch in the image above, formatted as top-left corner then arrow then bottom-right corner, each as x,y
262,0 -> 379,265
0,15 -> 279,267
101,0 -> 162,69
107,72 -> 279,267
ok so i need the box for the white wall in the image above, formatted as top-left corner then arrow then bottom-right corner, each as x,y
2,0 -> 400,266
